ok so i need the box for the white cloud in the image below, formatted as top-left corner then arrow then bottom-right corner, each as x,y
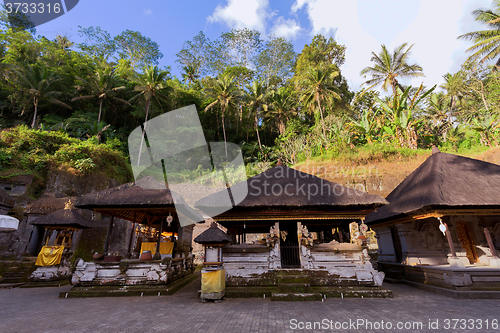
271,17 -> 302,39
290,0 -> 493,92
144,9 -> 152,15
207,0 -> 273,32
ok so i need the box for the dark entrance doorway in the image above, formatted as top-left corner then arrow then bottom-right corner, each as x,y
279,222 -> 300,268
390,226 -> 403,263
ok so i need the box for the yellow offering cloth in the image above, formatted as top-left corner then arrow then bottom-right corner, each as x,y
35,246 -> 65,266
201,269 -> 225,294
140,241 -> 174,255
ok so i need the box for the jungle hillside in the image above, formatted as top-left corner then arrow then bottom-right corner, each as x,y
2,3 -> 500,198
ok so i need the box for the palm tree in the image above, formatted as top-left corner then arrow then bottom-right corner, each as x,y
181,65 -> 199,85
266,86 -> 296,136
245,81 -> 268,150
425,92 -> 452,142
204,73 -> 243,156
360,43 -> 424,95
298,67 -> 340,136
72,67 -> 130,123
11,64 -> 72,128
458,1 -> 500,66
129,65 -> 173,166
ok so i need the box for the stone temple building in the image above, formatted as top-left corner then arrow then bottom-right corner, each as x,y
366,148 -> 500,298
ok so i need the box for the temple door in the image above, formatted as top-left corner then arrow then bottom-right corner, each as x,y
279,222 -> 300,268
390,226 -> 403,263
456,221 -> 479,264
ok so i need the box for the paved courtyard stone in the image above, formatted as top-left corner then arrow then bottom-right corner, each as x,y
1,278 -> 500,333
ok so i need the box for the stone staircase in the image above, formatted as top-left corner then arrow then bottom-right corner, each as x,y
271,270 -> 322,301
0,257 -> 37,287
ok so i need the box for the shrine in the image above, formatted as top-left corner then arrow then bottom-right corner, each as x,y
65,176 -> 200,296
195,161 -> 391,299
366,148 -> 500,298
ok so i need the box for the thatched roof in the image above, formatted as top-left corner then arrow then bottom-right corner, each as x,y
25,193 -> 76,215
194,222 -> 232,244
195,165 -> 387,215
366,151 -> 500,225
0,188 -> 15,209
75,176 -> 203,224
30,209 -> 92,229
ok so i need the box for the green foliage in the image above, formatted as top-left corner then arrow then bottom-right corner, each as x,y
0,125 -> 132,182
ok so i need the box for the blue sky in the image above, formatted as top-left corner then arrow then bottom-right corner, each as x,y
37,0 -> 493,91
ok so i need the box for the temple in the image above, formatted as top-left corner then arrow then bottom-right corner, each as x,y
195,162 -> 391,298
366,148 -> 500,298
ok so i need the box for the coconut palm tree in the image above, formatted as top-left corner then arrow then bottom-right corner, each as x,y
298,67 -> 340,136
10,64 -> 72,128
72,67 -> 130,123
245,81 -> 269,150
360,43 -> 424,95
458,1 -> 500,66
266,86 -> 296,136
129,65 -> 173,166
204,73 -> 243,157
181,65 -> 199,85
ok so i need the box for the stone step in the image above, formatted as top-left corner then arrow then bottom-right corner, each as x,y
277,283 -> 311,293
277,276 -> 309,284
21,280 -> 70,288
271,292 -> 323,301
277,270 -> 306,276
2,272 -> 25,278
0,282 -> 26,289
311,286 -> 393,298
60,273 -> 197,298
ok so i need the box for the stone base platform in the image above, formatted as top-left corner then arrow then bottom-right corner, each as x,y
225,286 -> 392,300
59,273 -> 197,298
379,261 -> 500,299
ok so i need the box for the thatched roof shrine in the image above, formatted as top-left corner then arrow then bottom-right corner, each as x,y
194,222 -> 232,244
25,193 -> 76,215
195,165 -> 387,232
366,150 -> 500,227
75,176 -> 203,225
30,209 -> 92,229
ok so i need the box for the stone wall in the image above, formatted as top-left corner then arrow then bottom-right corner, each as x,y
375,215 -> 500,267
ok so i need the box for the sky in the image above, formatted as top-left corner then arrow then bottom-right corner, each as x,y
35,0 -> 495,92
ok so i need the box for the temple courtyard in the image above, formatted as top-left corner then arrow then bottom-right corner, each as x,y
1,276 -> 499,333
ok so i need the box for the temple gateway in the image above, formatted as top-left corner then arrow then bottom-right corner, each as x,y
195,161 -> 390,298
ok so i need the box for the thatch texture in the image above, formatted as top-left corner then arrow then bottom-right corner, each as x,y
193,222 -> 232,244
75,176 -> 203,224
0,188 -> 15,209
25,193 -> 76,215
30,209 -> 92,229
366,152 -> 500,225
195,165 -> 387,215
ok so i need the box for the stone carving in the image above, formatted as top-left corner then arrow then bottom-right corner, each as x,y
299,225 -> 313,247
419,222 -> 443,251
349,222 -> 360,244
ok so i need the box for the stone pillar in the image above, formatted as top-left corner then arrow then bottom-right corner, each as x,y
440,217 -> 465,268
479,216 -> 500,267
103,215 -> 114,255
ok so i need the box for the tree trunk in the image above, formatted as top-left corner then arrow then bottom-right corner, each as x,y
137,98 -> 151,166
222,105 -> 228,158
98,98 -> 103,123
31,98 -> 38,128
317,98 -> 326,137
255,112 -> 262,151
